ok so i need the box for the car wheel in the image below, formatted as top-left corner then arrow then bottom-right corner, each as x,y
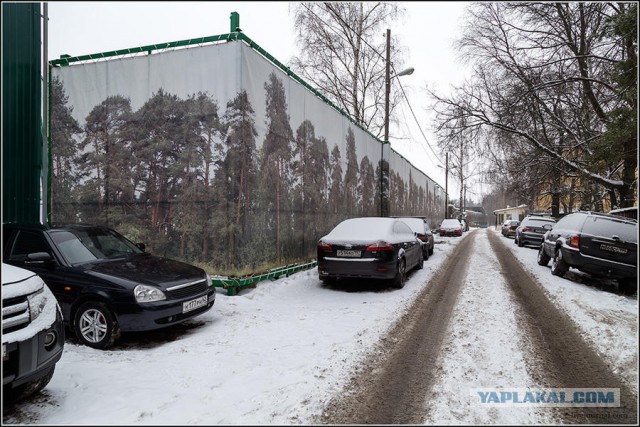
417,253 -> 424,269
550,249 -> 569,277
73,301 -> 120,349
429,245 -> 434,256
392,259 -> 406,289
537,245 -> 551,266
423,248 -> 430,261
514,236 -> 518,245
618,278 -> 637,296
517,237 -> 524,247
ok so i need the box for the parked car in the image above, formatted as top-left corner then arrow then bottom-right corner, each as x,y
439,219 -> 463,237
514,216 -> 556,247
317,217 -> 423,289
537,211 -> 637,295
501,220 -> 520,238
2,263 -> 65,402
2,223 -> 216,349
393,216 -> 434,260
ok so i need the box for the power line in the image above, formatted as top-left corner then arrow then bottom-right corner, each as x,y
396,79 -> 443,165
297,3 -> 443,166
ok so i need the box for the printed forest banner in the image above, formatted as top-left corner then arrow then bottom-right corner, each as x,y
50,39 -> 444,273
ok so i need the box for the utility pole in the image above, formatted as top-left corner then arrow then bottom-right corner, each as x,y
444,152 -> 449,219
380,28 -> 391,217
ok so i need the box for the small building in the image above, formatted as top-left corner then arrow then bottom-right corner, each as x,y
493,204 -> 528,229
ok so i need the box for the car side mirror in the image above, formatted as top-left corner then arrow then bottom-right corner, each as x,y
136,243 -> 146,252
25,252 -> 54,265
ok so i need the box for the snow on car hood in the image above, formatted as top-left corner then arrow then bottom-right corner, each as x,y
2,262 -> 44,299
2,263 -> 60,345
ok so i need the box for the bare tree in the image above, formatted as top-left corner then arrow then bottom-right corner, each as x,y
291,2 -> 406,139
429,2 -> 637,210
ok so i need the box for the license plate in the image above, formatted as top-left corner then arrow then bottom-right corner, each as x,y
600,244 -> 628,254
337,249 -> 361,257
183,295 -> 208,313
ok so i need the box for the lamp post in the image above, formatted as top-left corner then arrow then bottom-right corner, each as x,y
380,28 -> 414,217
444,153 -> 449,219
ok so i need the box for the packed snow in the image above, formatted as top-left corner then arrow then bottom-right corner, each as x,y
2,228 -> 637,425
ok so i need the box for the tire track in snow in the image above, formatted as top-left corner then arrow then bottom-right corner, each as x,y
423,229 -> 556,424
488,230 -> 638,424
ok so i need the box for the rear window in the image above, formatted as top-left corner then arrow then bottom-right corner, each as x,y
581,216 -> 637,243
522,217 -> 555,227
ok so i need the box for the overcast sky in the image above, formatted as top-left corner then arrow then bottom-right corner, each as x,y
46,1 -> 474,201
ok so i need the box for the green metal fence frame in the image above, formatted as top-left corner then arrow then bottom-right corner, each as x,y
211,261 -> 318,296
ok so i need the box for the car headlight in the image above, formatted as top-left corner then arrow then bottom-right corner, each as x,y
206,272 -> 212,287
28,287 -> 47,321
134,284 -> 166,303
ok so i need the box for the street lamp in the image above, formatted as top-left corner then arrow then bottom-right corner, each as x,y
380,28 -> 414,217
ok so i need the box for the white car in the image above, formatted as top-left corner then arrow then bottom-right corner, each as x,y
2,263 -> 65,402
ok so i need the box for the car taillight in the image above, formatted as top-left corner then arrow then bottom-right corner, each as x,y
569,234 -> 580,248
317,240 -> 332,251
367,241 -> 393,251
522,227 -> 531,232
510,226 -> 517,230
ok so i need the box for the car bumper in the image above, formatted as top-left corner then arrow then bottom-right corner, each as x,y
3,309 -> 65,390
113,287 -> 216,332
440,230 -> 462,236
318,257 -> 397,280
561,247 -> 637,279
519,233 -> 545,245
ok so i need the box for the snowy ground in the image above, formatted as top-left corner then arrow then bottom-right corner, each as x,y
3,228 -> 637,425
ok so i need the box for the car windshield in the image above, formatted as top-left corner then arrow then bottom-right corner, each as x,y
49,228 -> 144,265
397,218 -> 425,234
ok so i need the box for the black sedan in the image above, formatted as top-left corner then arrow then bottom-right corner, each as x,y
317,217 -> 423,289
2,223 -> 216,349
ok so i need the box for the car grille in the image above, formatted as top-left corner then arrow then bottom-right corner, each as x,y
2,295 -> 30,334
166,279 -> 208,299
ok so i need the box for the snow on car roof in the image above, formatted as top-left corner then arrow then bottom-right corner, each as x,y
321,217 -> 410,245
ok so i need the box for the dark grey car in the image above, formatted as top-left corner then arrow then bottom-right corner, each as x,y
537,211 -> 637,295
393,216 -> 435,260
514,216 -> 556,247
